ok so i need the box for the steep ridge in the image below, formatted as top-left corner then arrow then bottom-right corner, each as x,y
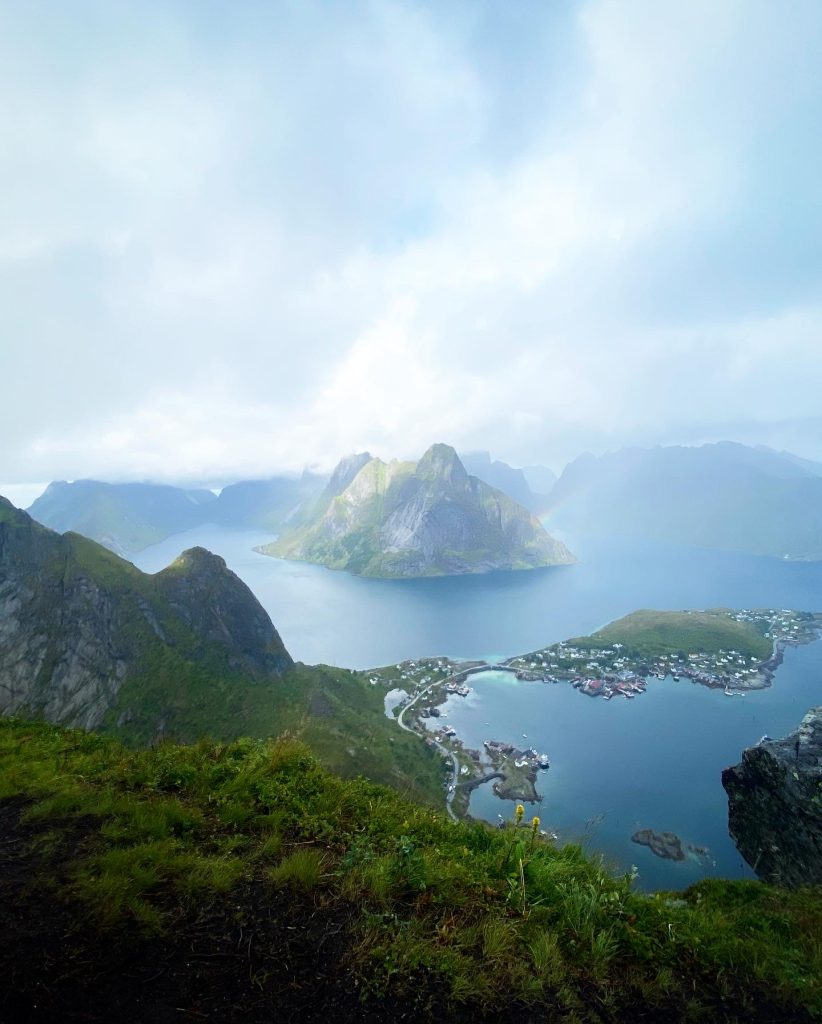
261,443 -> 574,578
460,450 -> 543,511
0,496 -> 291,733
0,498 -> 442,804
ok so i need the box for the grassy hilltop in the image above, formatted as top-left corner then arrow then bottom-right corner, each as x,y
567,609 -> 774,661
1,719 -> 820,1023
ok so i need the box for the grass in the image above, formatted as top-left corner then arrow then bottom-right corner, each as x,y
102,657 -> 446,809
269,848 -> 327,889
1,717 -> 820,1021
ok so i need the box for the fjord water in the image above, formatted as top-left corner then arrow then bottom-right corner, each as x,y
133,525 -> 822,889
440,652 -> 822,891
132,526 -> 822,669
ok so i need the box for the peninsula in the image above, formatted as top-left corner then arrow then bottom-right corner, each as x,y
371,609 -> 822,812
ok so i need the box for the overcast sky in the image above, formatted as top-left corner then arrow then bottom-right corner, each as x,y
2,0 -> 822,493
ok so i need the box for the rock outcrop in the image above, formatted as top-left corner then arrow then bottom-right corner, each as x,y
722,708 -> 822,886
260,444 -> 575,578
0,497 -> 292,735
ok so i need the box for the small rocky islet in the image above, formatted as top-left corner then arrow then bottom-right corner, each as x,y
630,828 -> 711,862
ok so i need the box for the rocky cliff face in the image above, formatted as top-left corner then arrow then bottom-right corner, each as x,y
722,707 -> 822,886
0,498 -> 292,734
262,444 -> 575,578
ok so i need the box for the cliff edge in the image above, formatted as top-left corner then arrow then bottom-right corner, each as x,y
722,707 -> 822,886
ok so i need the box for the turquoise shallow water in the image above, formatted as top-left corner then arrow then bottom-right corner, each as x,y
133,526 -> 822,889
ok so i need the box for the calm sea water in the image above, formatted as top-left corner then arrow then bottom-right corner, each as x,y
133,526 -> 822,889
439,653 -> 822,891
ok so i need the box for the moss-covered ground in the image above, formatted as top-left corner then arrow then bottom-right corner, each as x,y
1,718 -> 820,1023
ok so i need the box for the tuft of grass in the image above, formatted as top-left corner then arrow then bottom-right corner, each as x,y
269,848 -> 327,890
258,832 -> 283,860
529,929 -> 565,985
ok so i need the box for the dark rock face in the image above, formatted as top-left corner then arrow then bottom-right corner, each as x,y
0,502 -> 132,729
155,547 -> 292,678
0,499 -> 292,732
722,707 -> 822,886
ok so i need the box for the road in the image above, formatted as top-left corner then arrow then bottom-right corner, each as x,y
395,667 -> 479,823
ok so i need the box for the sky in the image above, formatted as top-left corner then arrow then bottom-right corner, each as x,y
2,0 -> 822,494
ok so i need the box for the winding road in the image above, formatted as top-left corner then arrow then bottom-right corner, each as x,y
395,668 -> 480,822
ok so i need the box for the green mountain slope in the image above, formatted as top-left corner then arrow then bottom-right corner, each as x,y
261,443 -> 575,578
1,719 -> 819,1022
0,498 -> 441,806
29,479 -> 217,555
208,471 -> 327,531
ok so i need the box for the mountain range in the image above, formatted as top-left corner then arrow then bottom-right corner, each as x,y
459,450 -> 553,512
24,440 -> 822,565
28,480 -> 218,556
546,442 -> 822,559
260,443 -> 574,577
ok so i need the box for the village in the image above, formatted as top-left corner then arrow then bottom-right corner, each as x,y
504,609 -> 822,700
364,609 -> 822,812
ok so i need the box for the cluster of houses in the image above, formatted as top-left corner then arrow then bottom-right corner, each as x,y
484,739 -> 550,770
502,610 -> 820,701
732,608 -> 810,645
369,656 -> 455,688
573,674 -> 647,699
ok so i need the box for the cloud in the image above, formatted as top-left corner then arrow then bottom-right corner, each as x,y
2,0 -> 821,484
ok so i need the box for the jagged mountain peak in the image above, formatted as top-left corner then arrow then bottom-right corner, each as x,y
416,443 -> 468,486
167,546 -> 229,574
263,443 -> 574,578
326,452 -> 374,497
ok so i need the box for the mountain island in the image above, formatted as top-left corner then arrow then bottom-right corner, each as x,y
259,443 -> 574,577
